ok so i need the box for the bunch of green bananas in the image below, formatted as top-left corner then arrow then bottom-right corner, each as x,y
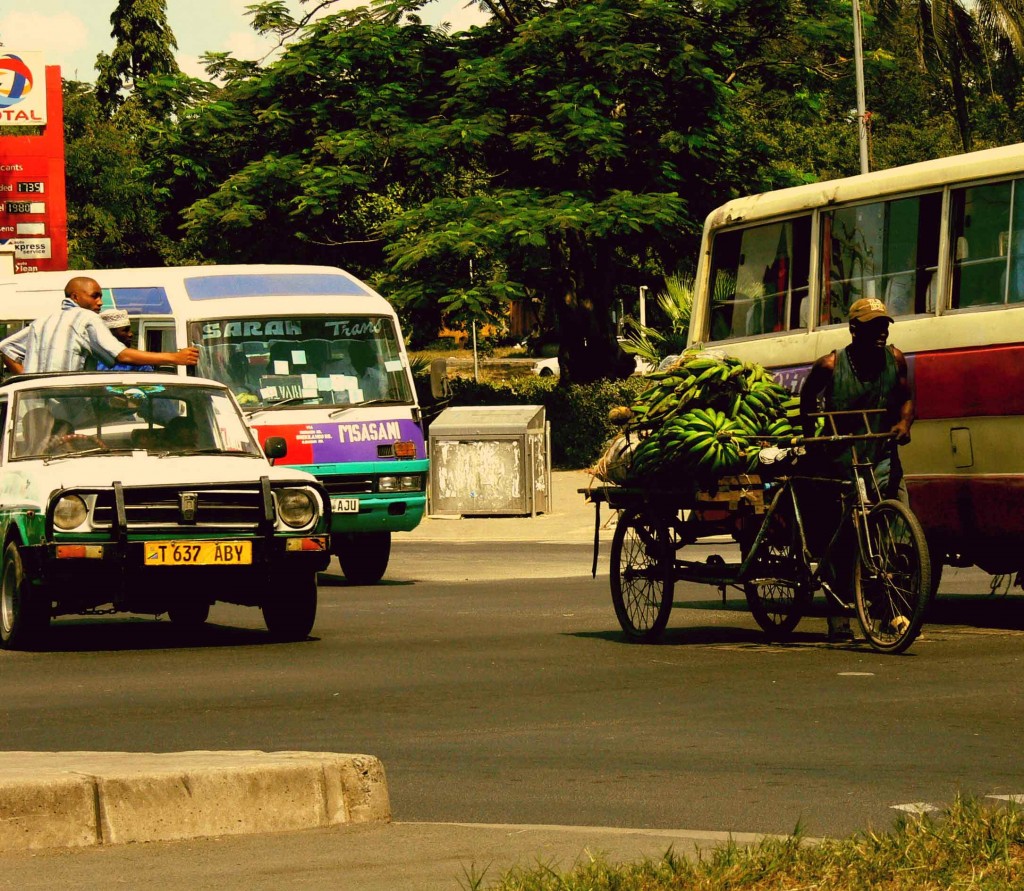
628,407 -> 752,484
616,353 -> 802,484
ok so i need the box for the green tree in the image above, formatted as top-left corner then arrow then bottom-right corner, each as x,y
62,80 -> 168,267
95,0 -> 180,115
873,0 -> 1024,151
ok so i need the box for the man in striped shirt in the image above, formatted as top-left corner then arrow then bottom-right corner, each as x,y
0,276 -> 198,374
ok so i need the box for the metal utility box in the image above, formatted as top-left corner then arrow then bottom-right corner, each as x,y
428,405 -> 551,516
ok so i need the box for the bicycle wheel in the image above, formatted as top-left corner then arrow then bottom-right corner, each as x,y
854,499 -> 931,654
609,507 -> 674,642
743,510 -> 812,641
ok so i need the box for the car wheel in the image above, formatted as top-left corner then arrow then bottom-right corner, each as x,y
0,541 -> 49,650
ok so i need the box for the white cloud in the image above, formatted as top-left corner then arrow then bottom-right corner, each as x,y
0,11 -> 93,78
224,29 -> 279,63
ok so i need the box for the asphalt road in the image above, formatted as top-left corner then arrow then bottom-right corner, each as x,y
2,539 -> 1023,841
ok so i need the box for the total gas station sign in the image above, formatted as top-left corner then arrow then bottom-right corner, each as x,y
0,54 -> 67,273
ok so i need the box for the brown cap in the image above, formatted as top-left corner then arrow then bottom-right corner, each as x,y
849,297 -> 893,323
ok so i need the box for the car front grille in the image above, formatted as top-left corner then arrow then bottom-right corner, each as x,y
91,487 -> 267,531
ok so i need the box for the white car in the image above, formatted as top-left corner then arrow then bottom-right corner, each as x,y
532,355 -> 653,377
0,372 -> 331,650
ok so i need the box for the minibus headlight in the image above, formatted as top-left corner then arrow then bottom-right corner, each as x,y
276,488 -> 316,528
53,495 -> 89,530
379,474 -> 422,492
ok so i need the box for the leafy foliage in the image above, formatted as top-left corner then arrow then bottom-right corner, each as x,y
96,0 -> 181,115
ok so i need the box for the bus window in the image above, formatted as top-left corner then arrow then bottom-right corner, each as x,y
950,179 -> 1024,308
821,192 -> 941,325
707,216 -> 810,342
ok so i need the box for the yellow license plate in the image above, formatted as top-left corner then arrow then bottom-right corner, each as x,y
144,541 -> 252,566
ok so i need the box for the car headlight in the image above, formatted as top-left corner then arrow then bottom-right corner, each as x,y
378,474 -> 422,493
53,495 -> 88,530
276,488 -> 316,528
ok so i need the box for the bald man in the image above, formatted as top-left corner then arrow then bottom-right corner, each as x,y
0,276 -> 198,374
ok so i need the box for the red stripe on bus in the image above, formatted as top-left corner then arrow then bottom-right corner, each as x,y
913,343 -> 1024,420
907,474 -> 1024,541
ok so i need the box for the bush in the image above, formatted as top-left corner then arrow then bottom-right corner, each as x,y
420,375 -> 648,469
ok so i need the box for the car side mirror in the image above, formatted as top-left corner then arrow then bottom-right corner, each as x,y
264,436 -> 287,463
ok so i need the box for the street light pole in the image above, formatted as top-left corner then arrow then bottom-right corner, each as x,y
639,285 -> 648,329
852,0 -> 870,175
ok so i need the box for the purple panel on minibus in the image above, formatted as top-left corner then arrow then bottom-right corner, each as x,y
183,274 -> 372,300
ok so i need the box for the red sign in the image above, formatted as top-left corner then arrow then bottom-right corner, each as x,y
0,66 -> 68,273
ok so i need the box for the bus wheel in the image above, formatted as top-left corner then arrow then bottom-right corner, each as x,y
336,531 -> 391,585
262,574 -> 317,641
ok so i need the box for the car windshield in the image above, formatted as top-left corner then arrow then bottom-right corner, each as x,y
10,383 -> 264,460
189,315 -> 415,410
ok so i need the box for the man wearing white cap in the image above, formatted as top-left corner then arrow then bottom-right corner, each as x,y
96,308 -> 153,371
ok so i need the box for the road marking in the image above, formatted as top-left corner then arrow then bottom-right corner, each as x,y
837,672 -> 875,677
891,802 -> 940,814
987,794 -> 1024,804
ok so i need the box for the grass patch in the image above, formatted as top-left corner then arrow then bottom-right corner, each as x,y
469,797 -> 1024,890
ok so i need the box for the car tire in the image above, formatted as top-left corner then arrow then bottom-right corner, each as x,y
0,541 -> 49,650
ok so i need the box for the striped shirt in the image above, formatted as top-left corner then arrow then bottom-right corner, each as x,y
0,298 -> 124,373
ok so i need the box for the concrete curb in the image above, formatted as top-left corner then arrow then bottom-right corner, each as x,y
0,751 -> 390,852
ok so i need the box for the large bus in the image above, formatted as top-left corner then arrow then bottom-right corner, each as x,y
687,142 -> 1024,581
0,264 -> 427,584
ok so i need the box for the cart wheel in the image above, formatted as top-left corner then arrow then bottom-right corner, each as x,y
742,513 -> 810,641
854,499 -> 930,654
609,507 -> 674,642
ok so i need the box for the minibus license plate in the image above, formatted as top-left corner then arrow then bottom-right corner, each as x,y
145,541 -> 252,566
332,497 -> 360,514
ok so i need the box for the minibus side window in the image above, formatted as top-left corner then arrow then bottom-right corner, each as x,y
950,179 -> 1024,308
707,216 -> 810,342
821,192 -> 941,325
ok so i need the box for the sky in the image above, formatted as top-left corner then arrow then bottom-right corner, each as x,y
0,0 -> 489,83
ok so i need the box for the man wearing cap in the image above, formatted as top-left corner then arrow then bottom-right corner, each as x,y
96,309 -> 154,372
798,297 -> 915,640
0,276 -> 198,374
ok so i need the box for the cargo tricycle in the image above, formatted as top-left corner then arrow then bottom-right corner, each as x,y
584,411 -> 931,654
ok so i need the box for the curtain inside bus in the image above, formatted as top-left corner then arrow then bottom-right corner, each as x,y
707,216 -> 811,341
820,192 -> 941,325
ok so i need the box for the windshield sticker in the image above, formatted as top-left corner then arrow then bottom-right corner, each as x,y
324,320 -> 383,337
384,359 -> 404,372
255,420 -> 424,464
291,350 -> 307,365
200,320 -> 302,339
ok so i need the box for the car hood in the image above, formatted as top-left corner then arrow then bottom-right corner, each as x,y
4,455 -> 319,504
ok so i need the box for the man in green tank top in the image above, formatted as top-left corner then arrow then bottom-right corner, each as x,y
799,297 -> 915,640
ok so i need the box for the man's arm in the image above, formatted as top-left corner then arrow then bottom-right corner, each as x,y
115,346 -> 199,367
890,347 -> 914,444
0,327 -> 30,375
85,317 -> 198,369
799,353 -> 835,437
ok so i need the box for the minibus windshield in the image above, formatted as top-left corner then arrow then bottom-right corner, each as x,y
189,315 -> 414,409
